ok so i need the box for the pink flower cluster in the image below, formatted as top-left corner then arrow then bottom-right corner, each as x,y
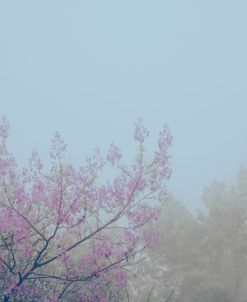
133,118 -> 149,144
0,117 -> 172,301
106,142 -> 122,166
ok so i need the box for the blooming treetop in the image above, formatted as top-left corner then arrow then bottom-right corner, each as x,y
0,117 -> 172,302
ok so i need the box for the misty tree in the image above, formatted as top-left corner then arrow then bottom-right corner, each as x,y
130,167 -> 247,302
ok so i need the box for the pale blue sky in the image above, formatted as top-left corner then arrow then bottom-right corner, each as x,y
1,1 -> 247,212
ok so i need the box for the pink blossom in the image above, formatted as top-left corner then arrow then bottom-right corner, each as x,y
134,118 -> 149,143
0,116 -> 9,139
50,131 -> 67,160
106,142 -> 122,166
0,118 -> 172,301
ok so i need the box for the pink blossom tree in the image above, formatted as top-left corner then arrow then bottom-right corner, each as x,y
0,117 -> 172,302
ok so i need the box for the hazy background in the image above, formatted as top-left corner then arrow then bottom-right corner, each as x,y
0,0 -> 247,213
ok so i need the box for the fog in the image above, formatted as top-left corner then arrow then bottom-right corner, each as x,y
1,1 -> 247,301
